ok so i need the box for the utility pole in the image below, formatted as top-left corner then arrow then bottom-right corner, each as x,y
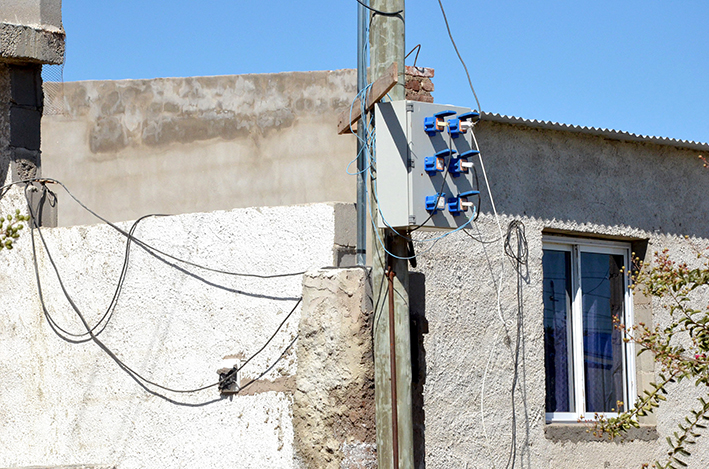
368,2 -> 414,468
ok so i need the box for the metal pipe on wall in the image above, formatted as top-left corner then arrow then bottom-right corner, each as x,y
356,0 -> 367,266
387,266 -> 400,468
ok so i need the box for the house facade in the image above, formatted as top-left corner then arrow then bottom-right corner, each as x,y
2,8 -> 709,464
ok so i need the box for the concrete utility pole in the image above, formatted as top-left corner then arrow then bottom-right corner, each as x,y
369,1 -> 414,468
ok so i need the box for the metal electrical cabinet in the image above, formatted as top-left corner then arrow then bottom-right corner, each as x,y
375,100 -> 480,231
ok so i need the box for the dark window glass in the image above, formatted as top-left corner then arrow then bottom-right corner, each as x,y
543,249 -> 574,413
581,252 -> 625,413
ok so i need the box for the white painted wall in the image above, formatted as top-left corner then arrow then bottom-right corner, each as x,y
0,201 -> 338,468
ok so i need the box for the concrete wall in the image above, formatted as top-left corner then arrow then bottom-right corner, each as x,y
41,70 -> 359,227
0,201 -> 357,469
410,120 -> 709,468
0,0 -> 64,64
294,267 -> 376,469
0,0 -> 62,29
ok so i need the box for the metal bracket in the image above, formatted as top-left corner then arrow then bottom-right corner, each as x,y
218,367 -> 239,394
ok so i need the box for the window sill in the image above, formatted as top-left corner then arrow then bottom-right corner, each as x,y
544,423 -> 658,443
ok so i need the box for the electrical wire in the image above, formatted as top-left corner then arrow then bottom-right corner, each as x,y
371,124 -> 483,255
458,128 -> 512,466
350,92 -> 482,260
23,182 -> 302,395
24,178 -> 306,279
407,134 -> 455,234
405,44 -> 422,69
235,334 -> 299,394
36,207 -> 152,342
218,298 -> 301,388
503,220 -> 529,469
355,0 -> 403,17
436,0 -> 482,114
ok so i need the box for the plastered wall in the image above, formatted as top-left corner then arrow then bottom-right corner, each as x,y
41,70 -> 358,227
411,121 -> 709,468
0,202 -> 346,469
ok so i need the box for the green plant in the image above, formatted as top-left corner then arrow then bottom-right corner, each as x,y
594,247 -> 709,468
0,209 -> 29,250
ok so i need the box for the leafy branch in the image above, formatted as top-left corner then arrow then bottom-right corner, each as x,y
0,209 -> 29,250
594,248 -> 709,468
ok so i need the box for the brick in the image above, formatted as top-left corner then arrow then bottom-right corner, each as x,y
405,65 -> 434,78
406,91 -> 434,103
421,78 -> 434,92
406,78 -> 421,92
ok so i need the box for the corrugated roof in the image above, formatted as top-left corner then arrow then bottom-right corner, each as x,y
480,111 -> 709,152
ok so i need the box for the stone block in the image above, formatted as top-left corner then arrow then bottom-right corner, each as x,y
405,78 -> 421,92
10,64 -> 42,106
10,106 -> 41,149
0,22 -> 65,64
294,267 -> 375,469
333,202 -> 356,247
421,78 -> 434,92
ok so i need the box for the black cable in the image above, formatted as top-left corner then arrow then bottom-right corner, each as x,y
436,0 -> 482,114
218,298 -> 302,388
463,230 -> 501,245
25,182 -> 302,395
502,220 -> 529,469
356,0 -> 403,17
238,334 -> 299,394
29,178 -> 306,279
405,44 -> 422,70
471,161 -> 482,222
504,220 -> 529,274
37,211 -> 154,342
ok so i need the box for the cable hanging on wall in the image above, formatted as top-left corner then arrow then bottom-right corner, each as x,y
14,180 -> 304,402
3,178 -> 307,279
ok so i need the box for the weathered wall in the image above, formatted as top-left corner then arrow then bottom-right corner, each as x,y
294,267 -> 376,469
411,121 -> 709,468
40,70 -> 359,227
0,202 -> 354,469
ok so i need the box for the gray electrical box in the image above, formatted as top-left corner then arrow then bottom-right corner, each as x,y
375,100 -> 480,231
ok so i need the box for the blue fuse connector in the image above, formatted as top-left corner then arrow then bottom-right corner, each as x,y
448,118 -> 463,138
459,149 -> 480,159
423,116 -> 438,136
448,190 -> 480,216
448,157 -> 465,177
458,111 -> 480,122
425,149 -> 455,176
424,110 -> 457,136
425,193 -> 446,213
449,150 -> 479,177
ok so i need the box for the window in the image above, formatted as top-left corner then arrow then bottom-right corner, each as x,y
543,236 -> 635,423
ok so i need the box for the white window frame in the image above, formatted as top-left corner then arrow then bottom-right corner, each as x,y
542,235 -> 636,423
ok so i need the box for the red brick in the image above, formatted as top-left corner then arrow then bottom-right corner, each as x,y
406,78 -> 421,91
405,65 -> 435,78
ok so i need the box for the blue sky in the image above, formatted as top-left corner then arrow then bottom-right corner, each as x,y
60,1 -> 709,144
